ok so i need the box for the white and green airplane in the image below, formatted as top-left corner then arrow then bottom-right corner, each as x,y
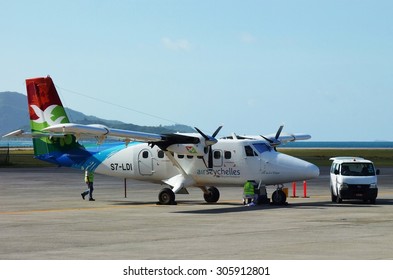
4,76 -> 319,205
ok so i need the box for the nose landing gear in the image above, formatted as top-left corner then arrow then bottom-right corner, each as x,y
271,184 -> 287,205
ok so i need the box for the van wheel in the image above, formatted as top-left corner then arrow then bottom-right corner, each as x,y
330,186 -> 337,202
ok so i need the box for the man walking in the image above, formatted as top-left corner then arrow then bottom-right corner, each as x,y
81,170 -> 95,201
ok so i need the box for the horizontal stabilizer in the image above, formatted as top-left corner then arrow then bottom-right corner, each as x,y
2,129 -> 68,139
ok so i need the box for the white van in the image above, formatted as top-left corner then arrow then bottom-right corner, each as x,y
330,157 -> 379,204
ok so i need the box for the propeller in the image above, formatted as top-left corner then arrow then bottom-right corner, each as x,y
261,125 -> 284,148
195,126 -> 223,168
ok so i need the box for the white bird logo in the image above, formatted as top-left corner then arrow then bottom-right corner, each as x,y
30,105 -> 66,126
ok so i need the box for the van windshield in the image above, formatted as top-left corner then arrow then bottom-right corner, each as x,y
340,163 -> 375,176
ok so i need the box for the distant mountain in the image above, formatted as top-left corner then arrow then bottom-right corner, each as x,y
0,92 -> 29,136
0,92 -> 195,136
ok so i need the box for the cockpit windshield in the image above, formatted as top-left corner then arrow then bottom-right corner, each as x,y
252,143 -> 271,154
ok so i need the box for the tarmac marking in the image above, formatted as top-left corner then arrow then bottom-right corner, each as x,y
0,203 -> 160,215
0,200 -> 240,215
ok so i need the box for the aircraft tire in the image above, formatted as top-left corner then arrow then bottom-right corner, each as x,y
271,190 -> 287,205
158,187 -> 175,205
203,186 -> 220,203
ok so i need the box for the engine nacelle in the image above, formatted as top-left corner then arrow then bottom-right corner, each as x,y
166,143 -> 206,156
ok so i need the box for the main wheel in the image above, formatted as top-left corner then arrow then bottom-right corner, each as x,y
158,187 -> 175,205
203,186 -> 220,203
272,189 -> 287,205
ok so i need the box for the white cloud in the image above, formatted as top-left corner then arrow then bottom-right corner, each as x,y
161,37 -> 192,51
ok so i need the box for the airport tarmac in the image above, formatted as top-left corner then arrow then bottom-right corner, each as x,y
0,166 -> 393,260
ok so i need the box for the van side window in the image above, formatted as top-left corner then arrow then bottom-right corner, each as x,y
334,164 -> 340,174
331,163 -> 337,173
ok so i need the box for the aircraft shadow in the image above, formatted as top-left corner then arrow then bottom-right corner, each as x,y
174,198 -> 393,215
108,200 -> 159,206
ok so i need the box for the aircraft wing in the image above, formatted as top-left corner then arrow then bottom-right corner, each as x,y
254,125 -> 311,147
267,133 -> 311,143
41,123 -> 201,148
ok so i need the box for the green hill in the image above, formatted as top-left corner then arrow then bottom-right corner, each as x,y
0,92 -> 194,136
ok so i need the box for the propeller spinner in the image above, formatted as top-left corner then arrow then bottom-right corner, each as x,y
195,126 -> 223,168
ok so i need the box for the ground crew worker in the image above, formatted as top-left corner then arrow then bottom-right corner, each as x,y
243,180 -> 258,206
81,170 -> 95,201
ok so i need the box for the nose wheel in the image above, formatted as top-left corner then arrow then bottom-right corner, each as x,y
271,185 -> 287,205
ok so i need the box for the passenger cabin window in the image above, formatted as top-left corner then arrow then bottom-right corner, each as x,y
224,151 -> 231,159
214,150 -> 221,159
158,150 -> 165,158
177,154 -> 184,159
142,151 -> 149,158
244,145 -> 257,157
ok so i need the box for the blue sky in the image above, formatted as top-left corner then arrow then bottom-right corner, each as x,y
1,0 -> 392,140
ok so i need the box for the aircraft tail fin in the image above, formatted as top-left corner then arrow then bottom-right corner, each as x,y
26,76 -> 81,157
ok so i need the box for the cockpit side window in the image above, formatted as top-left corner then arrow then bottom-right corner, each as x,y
244,145 -> 257,157
252,143 -> 271,154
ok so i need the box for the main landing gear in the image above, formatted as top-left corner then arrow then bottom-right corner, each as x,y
202,186 -> 220,203
157,185 -> 288,206
158,187 -> 176,205
157,186 -> 221,205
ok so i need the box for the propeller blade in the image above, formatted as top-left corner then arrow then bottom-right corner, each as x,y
275,125 -> 284,140
194,126 -> 223,146
208,146 -> 213,169
261,125 -> 284,147
194,126 -> 223,169
212,126 -> 223,138
194,127 -> 209,140
261,135 -> 274,143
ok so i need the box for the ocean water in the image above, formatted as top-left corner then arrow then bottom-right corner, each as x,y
282,141 -> 393,149
1,139 -> 393,149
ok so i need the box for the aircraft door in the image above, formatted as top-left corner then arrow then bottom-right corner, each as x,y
138,149 -> 154,175
213,150 -> 223,167
244,144 -> 264,173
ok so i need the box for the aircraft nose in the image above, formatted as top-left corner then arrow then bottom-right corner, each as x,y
273,153 -> 320,182
305,162 -> 320,179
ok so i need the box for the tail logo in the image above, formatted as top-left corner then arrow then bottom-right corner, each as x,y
30,104 -> 66,127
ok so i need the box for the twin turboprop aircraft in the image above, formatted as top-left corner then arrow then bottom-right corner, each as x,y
4,76 -> 320,205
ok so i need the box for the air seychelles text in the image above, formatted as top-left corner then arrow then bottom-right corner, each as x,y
197,168 -> 240,177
